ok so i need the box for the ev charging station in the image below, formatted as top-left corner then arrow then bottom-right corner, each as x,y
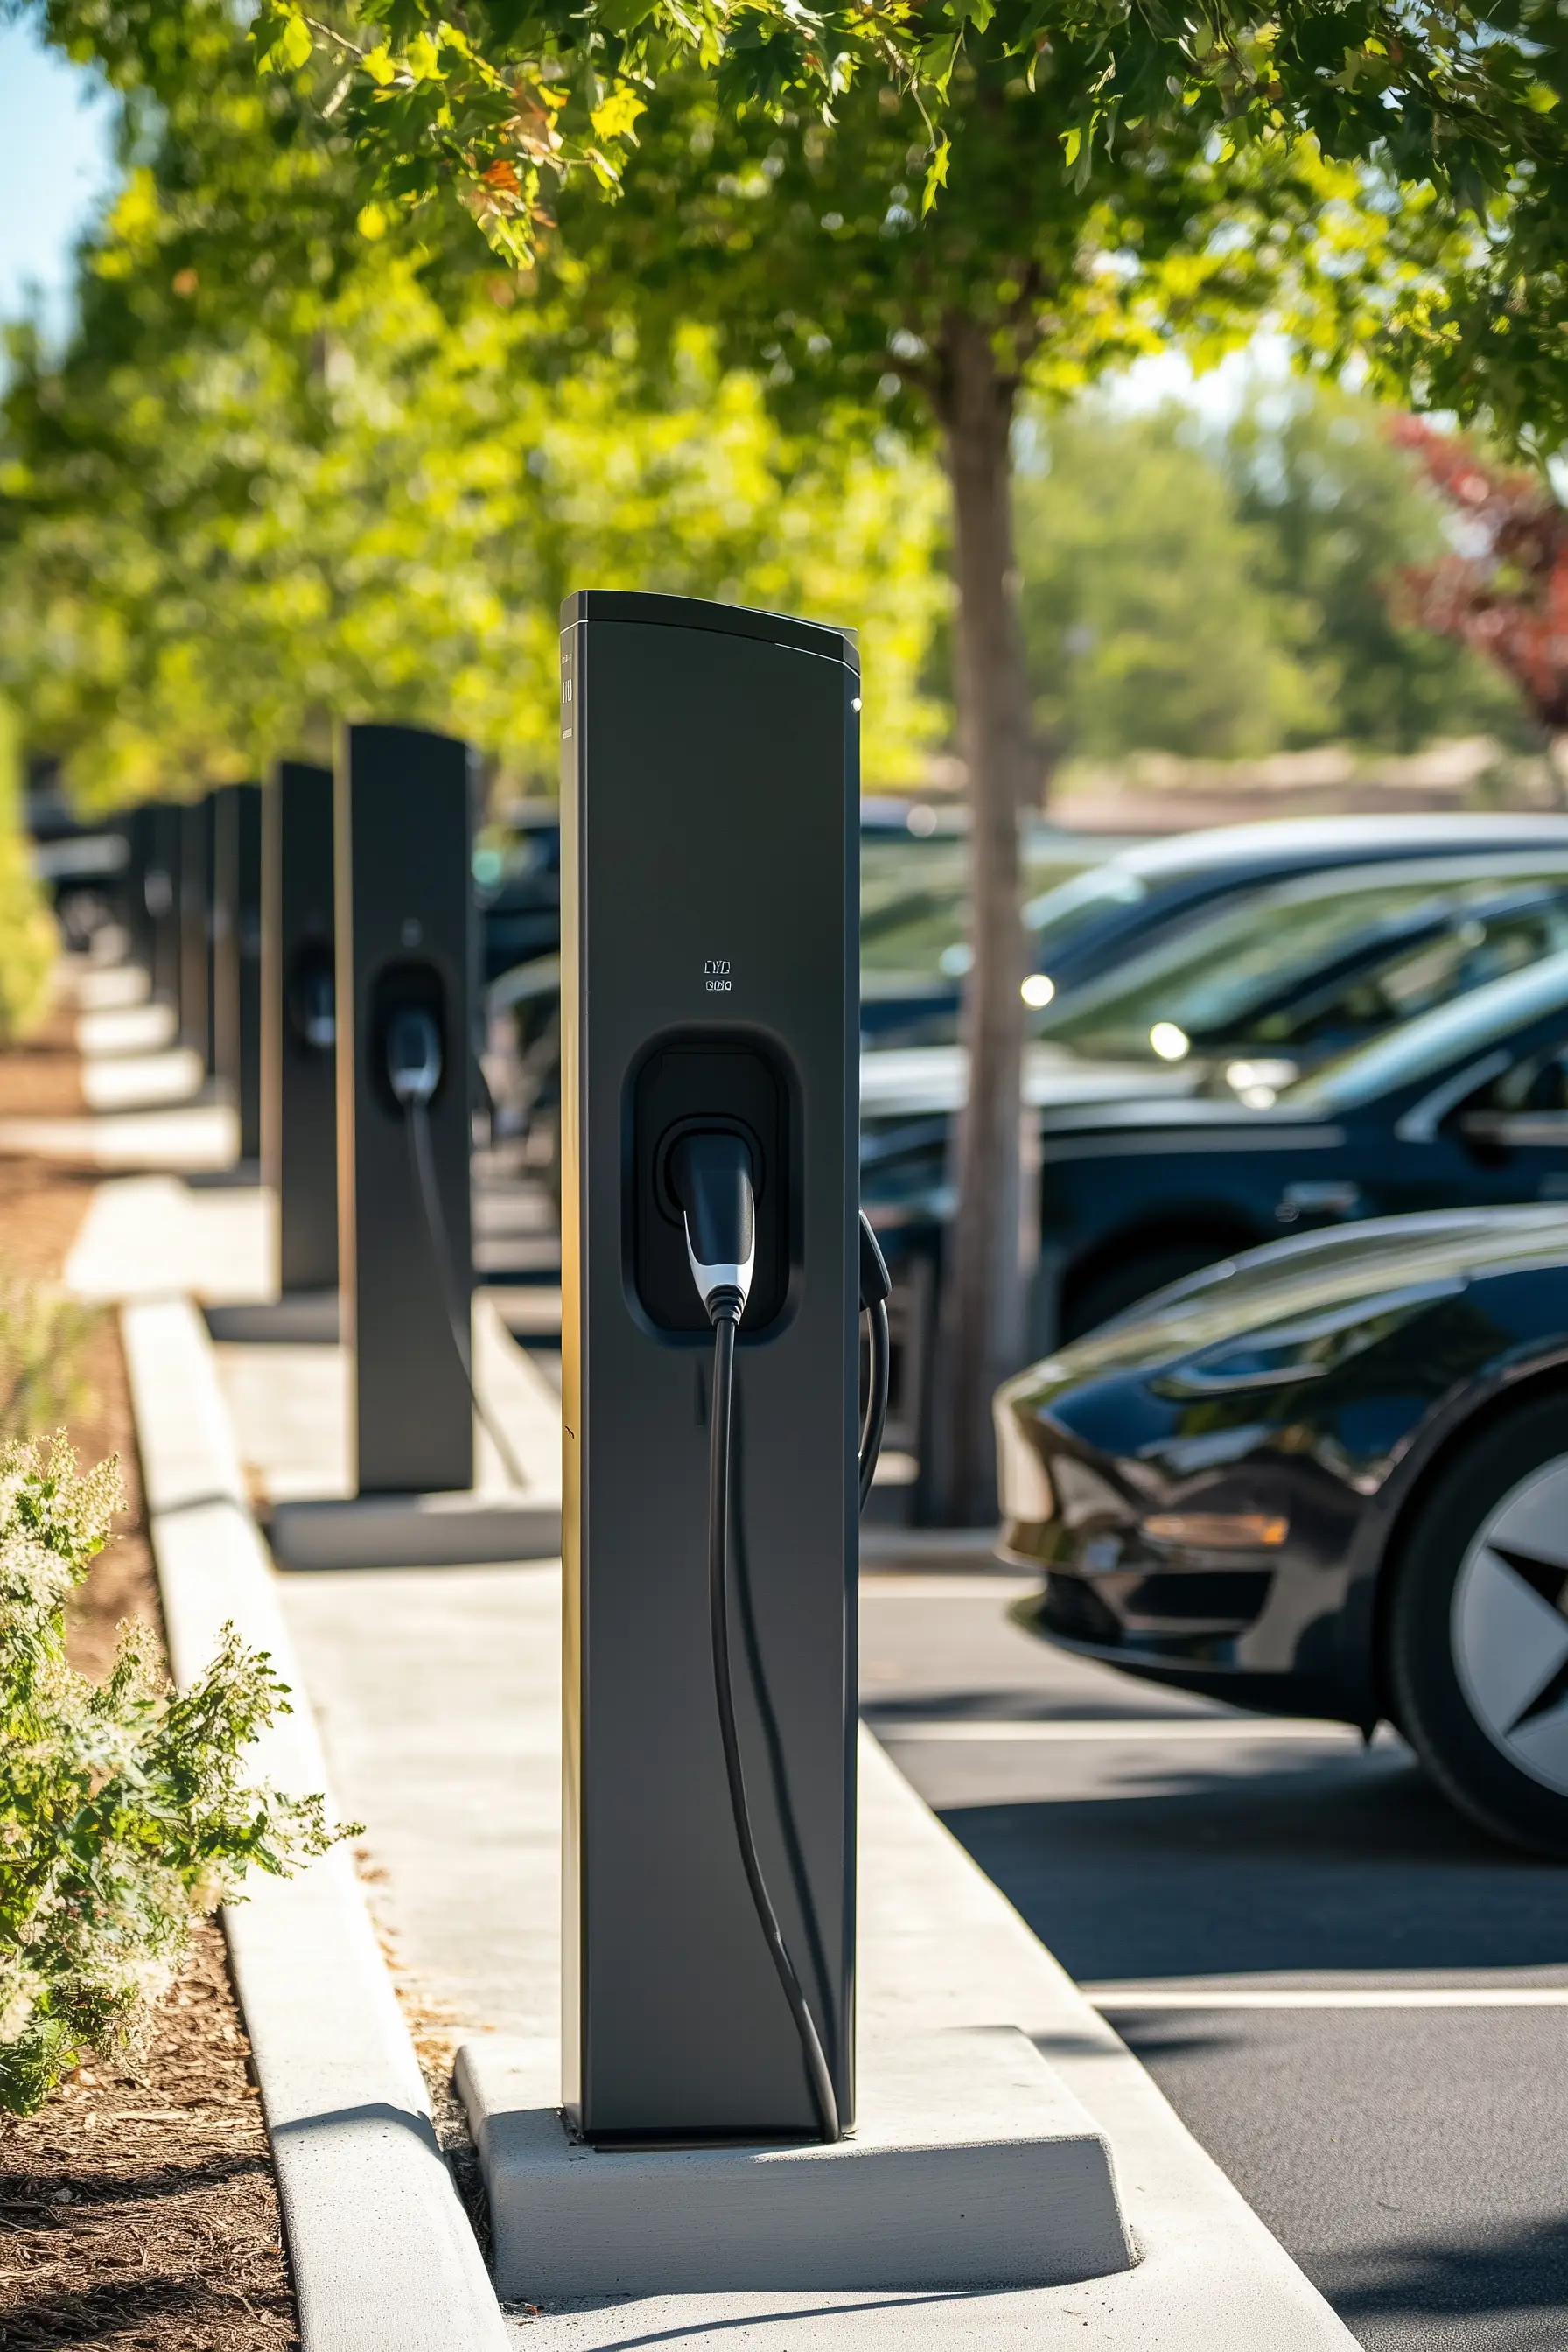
560,592 -> 886,2145
143,802 -> 183,1013
334,724 -> 476,1496
214,782 -> 263,1160
262,761 -> 339,1295
178,794 -> 214,1074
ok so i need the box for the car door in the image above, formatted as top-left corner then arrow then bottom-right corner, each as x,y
1446,1040 -> 1568,1206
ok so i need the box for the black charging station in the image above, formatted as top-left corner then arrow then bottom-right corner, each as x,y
144,802 -> 183,1013
335,724 -> 475,1494
262,761 -> 339,1293
214,783 -> 263,1161
118,806 -> 151,978
561,591 -> 869,2146
178,794 -> 214,1074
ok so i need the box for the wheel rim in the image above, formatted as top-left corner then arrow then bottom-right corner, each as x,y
1452,1453 -> 1568,1796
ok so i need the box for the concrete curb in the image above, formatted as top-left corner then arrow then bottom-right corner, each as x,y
121,1292 -> 512,2352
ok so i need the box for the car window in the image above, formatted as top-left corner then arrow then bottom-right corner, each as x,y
1040,867 -> 1568,1064
1463,1045 -> 1568,1117
1285,948 -> 1568,1113
859,840 -> 1100,980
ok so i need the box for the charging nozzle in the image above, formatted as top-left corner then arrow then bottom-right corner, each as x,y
386,1005 -> 444,1108
670,1132 -> 756,1326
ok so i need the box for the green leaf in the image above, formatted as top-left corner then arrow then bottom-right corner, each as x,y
921,131 -> 951,214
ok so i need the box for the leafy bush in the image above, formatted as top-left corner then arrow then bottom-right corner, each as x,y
0,1273 -> 96,1446
0,1434 -> 340,2114
0,696 -> 56,1046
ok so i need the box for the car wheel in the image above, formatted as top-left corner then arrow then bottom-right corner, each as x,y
1062,1240 -> 1237,1341
1388,1394 -> 1568,1856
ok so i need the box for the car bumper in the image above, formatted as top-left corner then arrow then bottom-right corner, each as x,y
996,1405 -> 1366,1721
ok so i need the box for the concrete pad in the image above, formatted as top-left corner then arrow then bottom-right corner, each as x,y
0,1100 -> 238,1170
76,962 -> 150,1012
81,1044 -> 205,1110
270,1490 -> 564,1568
461,2027 -> 1131,2299
214,1340 -> 350,1501
206,1291 -> 340,1343
63,1174 -> 273,1303
119,1288 -> 511,2352
217,1290 -> 564,1564
77,998 -> 176,1056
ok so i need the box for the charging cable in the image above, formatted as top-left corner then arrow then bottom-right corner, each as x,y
385,1005 -> 532,1493
858,1212 -> 891,1511
673,1137 -> 893,2147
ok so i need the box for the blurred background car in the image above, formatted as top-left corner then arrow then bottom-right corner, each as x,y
859,845 -> 1568,1129
993,1203 -> 1568,1856
859,812 -> 1568,1049
867,940 -> 1568,1349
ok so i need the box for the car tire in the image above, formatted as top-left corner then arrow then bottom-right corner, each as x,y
1063,1240 -> 1238,1341
1387,1393 -> 1568,1857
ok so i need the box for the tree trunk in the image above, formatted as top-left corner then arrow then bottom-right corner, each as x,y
927,312 -> 1036,1526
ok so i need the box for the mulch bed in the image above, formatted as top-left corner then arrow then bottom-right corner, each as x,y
0,984 -> 300,2350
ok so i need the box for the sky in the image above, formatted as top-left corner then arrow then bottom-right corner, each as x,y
0,19 -> 117,340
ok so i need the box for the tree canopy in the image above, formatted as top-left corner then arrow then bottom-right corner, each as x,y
0,25 -> 946,805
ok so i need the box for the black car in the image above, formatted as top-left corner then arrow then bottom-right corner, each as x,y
994,1203 -> 1568,1855
1008,944 -> 1568,1340
860,847 -> 1568,1149
861,812 -> 1568,1047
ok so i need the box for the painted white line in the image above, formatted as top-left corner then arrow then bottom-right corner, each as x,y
869,1716 -> 1369,1744
1088,1985 -> 1568,2010
858,1571 -> 1032,1598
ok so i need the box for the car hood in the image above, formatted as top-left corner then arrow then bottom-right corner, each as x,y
1001,1204 -> 1568,1403
858,1043 -> 1197,1117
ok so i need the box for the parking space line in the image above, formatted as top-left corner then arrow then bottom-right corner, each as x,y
1087,1986 -> 1568,2008
867,1716 -> 1373,1743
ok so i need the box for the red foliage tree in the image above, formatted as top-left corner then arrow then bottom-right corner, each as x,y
1391,419 -> 1568,796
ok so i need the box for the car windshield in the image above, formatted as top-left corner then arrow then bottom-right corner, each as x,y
860,837 -> 1101,982
1040,861 -> 1568,1065
1284,947 -> 1568,1113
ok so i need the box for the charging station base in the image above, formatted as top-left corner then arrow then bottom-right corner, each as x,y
458,2022 -> 1131,2298
270,1490 -> 562,1571
211,1293 -> 564,1569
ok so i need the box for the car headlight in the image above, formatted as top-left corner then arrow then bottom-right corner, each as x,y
1151,1279 -> 1462,1397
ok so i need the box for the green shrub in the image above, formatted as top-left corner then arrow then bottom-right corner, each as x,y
0,696 -> 56,1046
0,1433 -> 340,2114
0,1273 -> 96,1446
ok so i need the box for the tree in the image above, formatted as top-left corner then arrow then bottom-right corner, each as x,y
215,0 -> 1568,295
1226,385 -> 1533,753
1013,402 -> 1331,763
1006,387 -> 1530,767
1390,418 -> 1568,802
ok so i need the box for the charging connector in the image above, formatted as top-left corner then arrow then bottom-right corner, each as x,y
672,1131 -> 841,2144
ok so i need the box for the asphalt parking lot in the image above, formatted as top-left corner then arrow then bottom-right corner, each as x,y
861,1571 -> 1568,2352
